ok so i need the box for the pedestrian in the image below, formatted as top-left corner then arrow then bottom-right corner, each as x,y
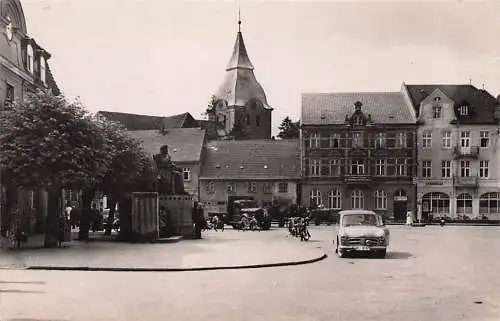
65,201 -> 73,222
212,214 -> 219,232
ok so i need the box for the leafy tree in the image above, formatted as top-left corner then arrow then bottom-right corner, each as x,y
0,90 -> 114,247
277,116 -> 300,139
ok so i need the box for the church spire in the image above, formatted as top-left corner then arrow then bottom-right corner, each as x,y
226,7 -> 254,71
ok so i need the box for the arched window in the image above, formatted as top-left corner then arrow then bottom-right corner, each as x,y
456,193 -> 472,214
40,56 -> 46,84
27,44 -> 34,73
374,190 -> 387,210
328,189 -> 341,209
422,192 -> 449,215
310,189 -> 322,208
479,192 -> 500,215
206,181 -> 215,194
351,190 -> 364,209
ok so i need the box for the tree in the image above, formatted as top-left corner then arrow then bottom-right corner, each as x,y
0,90 -> 114,247
277,117 -> 300,139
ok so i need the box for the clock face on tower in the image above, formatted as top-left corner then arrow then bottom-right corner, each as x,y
5,16 -> 13,41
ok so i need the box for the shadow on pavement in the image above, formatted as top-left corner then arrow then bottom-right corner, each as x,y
386,251 -> 414,260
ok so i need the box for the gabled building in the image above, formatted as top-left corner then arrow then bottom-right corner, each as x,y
402,83 -> 500,220
199,139 -> 300,216
128,128 -> 206,200
1,0 -> 61,235
206,20 -> 273,140
301,92 -> 418,221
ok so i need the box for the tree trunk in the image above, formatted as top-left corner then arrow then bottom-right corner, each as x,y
104,197 -> 117,236
44,188 -> 60,248
34,187 -> 47,233
78,188 -> 94,241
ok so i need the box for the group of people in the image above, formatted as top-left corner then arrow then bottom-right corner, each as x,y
63,202 -> 104,232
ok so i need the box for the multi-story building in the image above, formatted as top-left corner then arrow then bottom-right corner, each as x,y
199,139 -> 300,216
300,92 -> 418,221
1,0 -> 60,234
402,84 -> 500,220
205,20 -> 273,140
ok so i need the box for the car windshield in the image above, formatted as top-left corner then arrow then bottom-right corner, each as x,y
238,201 -> 258,209
342,214 -> 378,227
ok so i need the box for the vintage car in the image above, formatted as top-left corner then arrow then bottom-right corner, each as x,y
334,210 -> 390,258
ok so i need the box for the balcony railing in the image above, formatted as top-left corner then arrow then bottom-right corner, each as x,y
453,175 -> 479,188
453,146 -> 479,159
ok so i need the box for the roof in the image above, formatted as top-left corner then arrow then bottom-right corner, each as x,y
127,128 -> 206,163
301,92 -> 416,125
200,139 -> 300,180
96,111 -> 196,131
214,30 -> 272,110
45,63 -> 61,96
404,84 -> 500,123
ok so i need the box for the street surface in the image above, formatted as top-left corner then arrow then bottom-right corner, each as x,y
1,225 -> 500,321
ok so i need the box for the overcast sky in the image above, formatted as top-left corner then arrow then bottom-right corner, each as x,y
22,0 -> 500,135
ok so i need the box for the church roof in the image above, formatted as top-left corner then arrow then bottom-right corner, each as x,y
214,28 -> 272,110
96,111 -> 199,131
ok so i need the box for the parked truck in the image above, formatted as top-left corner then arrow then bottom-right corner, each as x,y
225,196 -> 271,230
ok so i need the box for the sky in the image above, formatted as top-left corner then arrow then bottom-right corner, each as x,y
21,0 -> 500,136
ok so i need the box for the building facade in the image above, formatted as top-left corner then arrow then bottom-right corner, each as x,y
206,21 -> 273,141
199,140 -> 300,216
1,0 -> 60,235
300,92 -> 418,221
403,84 -> 500,220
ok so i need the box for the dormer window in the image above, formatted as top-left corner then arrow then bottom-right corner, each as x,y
40,56 -> 46,84
459,105 -> 469,116
27,44 -> 34,73
432,105 -> 441,118
434,97 -> 441,103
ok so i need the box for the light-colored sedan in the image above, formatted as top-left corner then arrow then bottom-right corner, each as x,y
334,210 -> 390,258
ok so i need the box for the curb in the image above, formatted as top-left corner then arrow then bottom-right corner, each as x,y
25,253 -> 328,272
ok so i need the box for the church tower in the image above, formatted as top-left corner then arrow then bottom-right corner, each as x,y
207,16 -> 273,140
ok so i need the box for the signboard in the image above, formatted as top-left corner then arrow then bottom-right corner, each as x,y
131,192 -> 159,240
394,196 -> 408,201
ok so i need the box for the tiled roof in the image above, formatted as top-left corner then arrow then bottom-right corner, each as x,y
96,111 -> 195,131
301,92 -> 416,125
127,128 -> 206,163
45,63 -> 61,96
404,84 -> 500,124
200,139 -> 300,180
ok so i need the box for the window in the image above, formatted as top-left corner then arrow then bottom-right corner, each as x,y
375,159 -> 386,176
460,131 -> 470,147
310,189 -> 322,207
374,190 -> 387,210
263,183 -> 273,194
227,184 -> 235,193
5,83 -> 14,107
479,160 -> 489,178
278,183 -> 288,193
375,132 -> 386,148
350,160 -> 365,175
328,189 -> 341,209
396,158 -> 407,176
310,133 -> 320,148
248,182 -> 257,193
27,44 -> 34,73
28,190 -> 36,209
460,160 -> 471,177
479,192 -> 500,215
351,190 -> 364,209
422,131 -> 432,148
422,192 -> 450,215
396,132 -> 407,148
441,160 -> 452,178
310,159 -> 320,176
329,134 -> 341,148
441,131 -> 451,149
40,56 -> 46,84
206,181 -> 215,194
422,160 -> 432,178
432,105 -> 441,118
183,168 -> 191,181
456,193 -> 472,214
256,115 -> 260,127
352,132 -> 363,148
480,131 -> 489,148
459,105 -> 469,116
329,159 -> 341,176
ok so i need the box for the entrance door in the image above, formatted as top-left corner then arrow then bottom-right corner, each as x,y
393,189 -> 408,222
